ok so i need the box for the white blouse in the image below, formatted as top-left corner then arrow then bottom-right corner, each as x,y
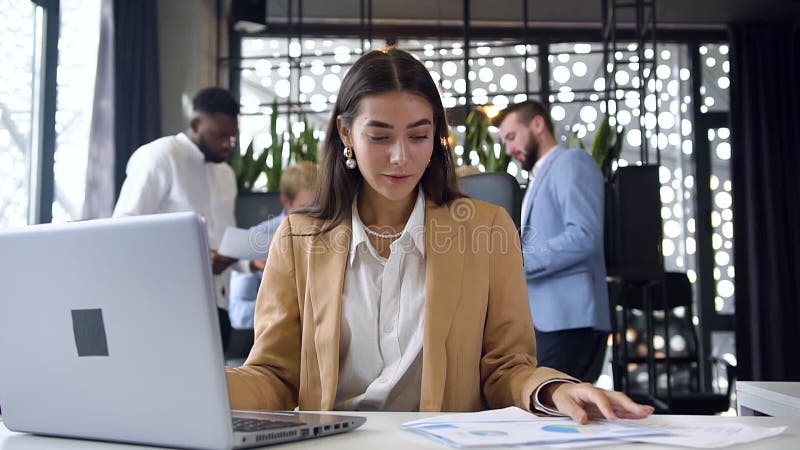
333,189 -> 571,413
334,190 -> 426,411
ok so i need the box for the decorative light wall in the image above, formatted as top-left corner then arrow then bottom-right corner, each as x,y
233,33 -> 733,395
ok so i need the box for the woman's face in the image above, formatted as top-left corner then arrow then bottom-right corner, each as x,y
338,90 -> 435,206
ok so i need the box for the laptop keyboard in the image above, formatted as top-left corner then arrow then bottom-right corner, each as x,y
232,418 -> 301,432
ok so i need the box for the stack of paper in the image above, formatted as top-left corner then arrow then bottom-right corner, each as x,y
401,407 -> 787,448
402,407 -> 667,447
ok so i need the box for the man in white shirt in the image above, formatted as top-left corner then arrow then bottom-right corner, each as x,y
113,87 -> 240,351
496,100 -> 611,382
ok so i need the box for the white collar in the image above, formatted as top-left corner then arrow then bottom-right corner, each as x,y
176,132 -> 206,161
531,144 -> 559,179
349,189 -> 426,266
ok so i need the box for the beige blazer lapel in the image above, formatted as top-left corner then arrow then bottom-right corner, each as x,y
307,222 -> 351,410
420,199 -> 466,411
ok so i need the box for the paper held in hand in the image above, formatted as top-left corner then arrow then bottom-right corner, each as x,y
218,226 -> 269,261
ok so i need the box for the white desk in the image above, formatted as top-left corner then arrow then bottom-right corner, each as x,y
737,381 -> 800,417
1,413 -> 799,450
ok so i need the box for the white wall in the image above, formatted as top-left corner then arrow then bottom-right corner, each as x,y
157,0 -> 222,135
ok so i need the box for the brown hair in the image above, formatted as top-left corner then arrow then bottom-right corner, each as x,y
298,47 -> 464,230
494,99 -> 555,135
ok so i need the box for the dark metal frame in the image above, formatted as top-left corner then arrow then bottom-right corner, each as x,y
223,19 -> 725,114
602,0 -> 659,165
30,0 -> 59,224
235,22 -> 726,42
603,0 -> 670,408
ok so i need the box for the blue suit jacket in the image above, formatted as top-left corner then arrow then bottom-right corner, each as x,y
521,146 -> 610,332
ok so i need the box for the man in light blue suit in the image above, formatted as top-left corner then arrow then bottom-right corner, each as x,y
497,100 -> 610,381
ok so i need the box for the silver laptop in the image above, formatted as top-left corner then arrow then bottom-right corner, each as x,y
0,212 -> 365,449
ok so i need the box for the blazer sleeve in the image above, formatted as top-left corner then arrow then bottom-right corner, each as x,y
523,151 -> 604,279
225,216 -> 301,410
480,207 -> 577,411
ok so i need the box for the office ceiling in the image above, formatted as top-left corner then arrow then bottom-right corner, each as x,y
264,0 -> 800,26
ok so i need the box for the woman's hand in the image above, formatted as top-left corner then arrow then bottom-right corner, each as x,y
542,382 -> 655,424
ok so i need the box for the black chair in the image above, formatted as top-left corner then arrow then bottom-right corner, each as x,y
235,191 -> 283,228
610,272 -> 736,414
458,172 -> 522,230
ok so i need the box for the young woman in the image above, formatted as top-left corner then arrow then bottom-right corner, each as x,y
225,48 -> 653,423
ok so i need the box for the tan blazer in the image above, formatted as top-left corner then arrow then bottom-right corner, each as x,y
226,197 -> 572,412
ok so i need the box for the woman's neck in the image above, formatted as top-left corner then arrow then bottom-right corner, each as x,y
357,187 -> 418,231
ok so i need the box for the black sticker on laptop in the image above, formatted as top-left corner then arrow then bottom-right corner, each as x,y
71,309 -> 110,357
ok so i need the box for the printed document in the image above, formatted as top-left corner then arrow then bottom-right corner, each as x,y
401,407 -> 667,447
403,407 -> 788,448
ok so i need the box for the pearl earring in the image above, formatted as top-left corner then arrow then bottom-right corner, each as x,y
343,146 -> 357,169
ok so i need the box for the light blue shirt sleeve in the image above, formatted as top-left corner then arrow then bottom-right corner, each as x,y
228,211 -> 286,329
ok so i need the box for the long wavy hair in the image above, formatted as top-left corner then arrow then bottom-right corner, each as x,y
298,47 -> 464,231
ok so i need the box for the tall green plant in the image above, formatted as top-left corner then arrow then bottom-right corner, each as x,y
591,115 -> 626,180
229,137 -> 269,192
265,100 -> 284,192
289,115 -> 319,163
462,107 -> 511,173
229,100 -> 286,192
569,114 -> 626,180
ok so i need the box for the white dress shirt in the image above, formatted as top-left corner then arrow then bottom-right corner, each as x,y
520,145 -> 558,230
334,190 -> 427,411
112,132 -> 238,309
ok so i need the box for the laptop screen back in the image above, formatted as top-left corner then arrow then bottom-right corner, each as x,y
0,212 -> 234,449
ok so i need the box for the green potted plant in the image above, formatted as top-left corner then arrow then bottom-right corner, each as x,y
461,106 -> 511,173
264,100 -> 284,192
568,114 -> 626,180
229,139 -> 268,192
289,115 -> 319,164
231,99 -> 326,193
228,99 -> 284,192
230,100 -> 284,227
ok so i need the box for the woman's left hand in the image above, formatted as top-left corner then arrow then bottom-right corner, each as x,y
544,382 -> 655,424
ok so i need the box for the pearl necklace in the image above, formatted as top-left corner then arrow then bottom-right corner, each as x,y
364,226 -> 403,239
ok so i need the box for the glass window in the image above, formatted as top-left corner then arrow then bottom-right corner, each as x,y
549,42 -> 698,281
238,37 -> 539,187
52,0 -> 101,222
0,0 -> 41,226
708,126 -> 734,315
403,39 -> 538,174
701,42 -> 733,315
711,330 -> 736,414
699,44 -> 730,113
239,37 -> 364,189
